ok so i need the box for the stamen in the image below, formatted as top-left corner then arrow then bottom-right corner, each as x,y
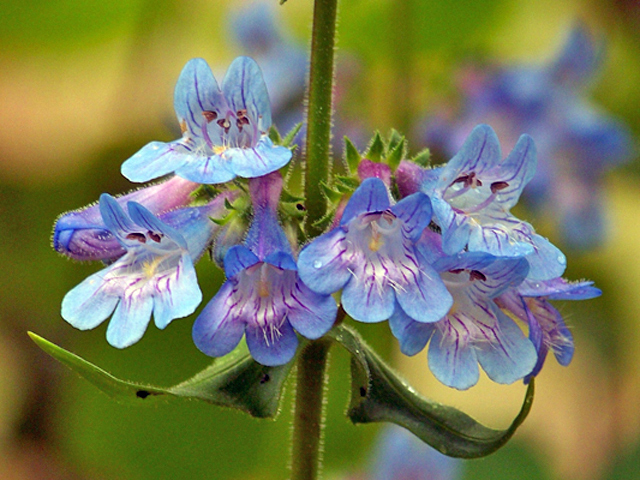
469,270 -> 487,282
148,231 -> 163,243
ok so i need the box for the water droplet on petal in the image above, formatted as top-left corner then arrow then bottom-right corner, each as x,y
313,260 -> 323,269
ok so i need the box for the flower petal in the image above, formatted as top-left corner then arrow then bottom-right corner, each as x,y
224,246 -> 260,278
341,261 -> 395,323
121,141 -> 191,183
395,259 -> 452,324
192,281 -> 246,358
297,228 -> 351,295
226,137 -> 292,179
61,271 -> 119,330
389,307 -> 435,356
222,56 -> 272,132
173,153 -> 237,185
525,234 -> 566,281
152,254 -> 202,329
340,177 -> 391,225
105,292 -> 154,349
475,307 -> 537,384
390,192 -> 432,242
286,280 -> 338,340
428,327 -> 480,390
245,318 -> 299,366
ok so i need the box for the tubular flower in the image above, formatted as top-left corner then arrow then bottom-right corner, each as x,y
192,173 -> 338,366
422,124 -> 566,281
298,177 -> 452,325
121,57 -> 292,185
61,194 -> 223,348
390,246 -> 536,390
53,176 -> 199,262
495,277 -> 601,382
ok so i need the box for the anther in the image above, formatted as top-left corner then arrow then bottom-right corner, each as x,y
148,231 -> 163,243
490,181 -> 509,194
126,233 -> 147,243
469,270 -> 487,282
202,110 -> 218,123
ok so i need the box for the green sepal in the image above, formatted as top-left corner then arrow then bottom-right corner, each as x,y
280,189 -> 305,203
210,214 -> 232,226
412,148 -> 431,167
28,332 -> 293,419
386,136 -> 406,171
387,129 -> 404,152
366,132 -> 385,162
311,206 -> 337,231
268,125 -> 282,144
320,181 -> 344,203
344,136 -> 362,174
328,324 -> 535,458
334,175 -> 360,191
282,122 -> 303,147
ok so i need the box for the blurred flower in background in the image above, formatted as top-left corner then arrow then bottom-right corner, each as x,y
421,22 -> 635,250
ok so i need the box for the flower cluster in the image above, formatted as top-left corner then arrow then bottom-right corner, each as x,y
53,55 -> 599,389
422,23 -> 634,249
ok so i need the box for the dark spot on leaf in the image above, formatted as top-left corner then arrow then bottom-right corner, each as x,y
260,374 -> 270,384
136,390 -> 150,399
359,386 -> 367,397
296,203 -> 306,211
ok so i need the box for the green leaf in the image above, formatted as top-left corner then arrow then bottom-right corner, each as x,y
28,332 -> 293,419
328,325 -> 535,458
344,136 -> 361,174
280,189 -> 305,203
320,181 -> 344,203
366,132 -> 385,162
282,122 -> 303,147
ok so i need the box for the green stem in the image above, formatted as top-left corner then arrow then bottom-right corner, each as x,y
290,340 -> 332,480
303,0 -> 339,237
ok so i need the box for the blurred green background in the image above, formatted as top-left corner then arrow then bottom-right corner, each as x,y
2,0 -> 640,479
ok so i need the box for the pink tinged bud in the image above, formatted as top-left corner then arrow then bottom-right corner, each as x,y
395,160 -> 426,197
357,159 -> 392,186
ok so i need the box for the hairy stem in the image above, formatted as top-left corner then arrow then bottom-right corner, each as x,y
303,0 -> 339,237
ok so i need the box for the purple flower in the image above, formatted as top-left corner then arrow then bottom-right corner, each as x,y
421,124 -> 566,281
192,174 -> 338,366
298,177 -> 452,325
121,57 -> 292,184
495,277 -> 601,382
422,23 -> 634,248
61,194 -> 222,348
390,244 -> 536,390
370,425 -> 462,480
53,176 -> 199,262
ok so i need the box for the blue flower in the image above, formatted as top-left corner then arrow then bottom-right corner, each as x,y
370,425 -> 462,480
53,176 -> 199,262
390,242 -> 536,390
121,57 -> 292,184
61,194 -> 219,348
298,177 -> 452,325
496,277 -> 601,382
421,23 -> 634,248
192,174 -> 338,366
422,124 -> 566,281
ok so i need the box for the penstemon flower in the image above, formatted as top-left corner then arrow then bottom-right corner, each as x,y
192,173 -> 338,366
53,176 -> 199,262
418,124 -> 566,281
121,56 -> 292,185
496,277 -> 601,382
390,241 -> 536,390
61,193 -> 225,348
298,177 -> 452,325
